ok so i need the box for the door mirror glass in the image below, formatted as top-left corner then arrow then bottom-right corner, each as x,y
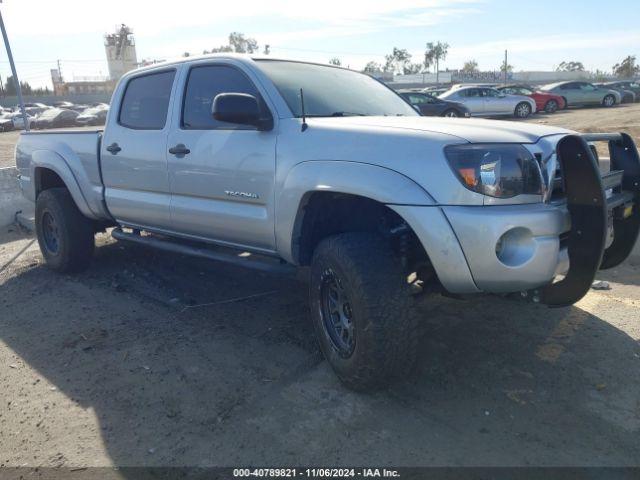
212,93 -> 270,130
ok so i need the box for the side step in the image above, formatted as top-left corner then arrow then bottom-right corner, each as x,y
111,228 -> 296,275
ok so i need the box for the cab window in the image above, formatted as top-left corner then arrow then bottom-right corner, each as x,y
182,65 -> 263,130
119,70 -> 176,130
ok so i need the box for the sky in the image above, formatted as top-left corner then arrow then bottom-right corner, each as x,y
0,0 -> 638,89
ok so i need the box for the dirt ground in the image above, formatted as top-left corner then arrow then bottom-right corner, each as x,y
1,105 -> 639,471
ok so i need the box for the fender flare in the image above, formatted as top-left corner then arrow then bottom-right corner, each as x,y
275,160 -> 435,264
30,150 -> 96,219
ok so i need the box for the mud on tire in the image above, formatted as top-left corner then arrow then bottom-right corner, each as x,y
310,232 -> 418,391
35,188 -> 95,273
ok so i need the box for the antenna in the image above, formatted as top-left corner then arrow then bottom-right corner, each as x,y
300,88 -> 308,132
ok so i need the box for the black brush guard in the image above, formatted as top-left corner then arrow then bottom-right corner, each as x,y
536,132 -> 640,307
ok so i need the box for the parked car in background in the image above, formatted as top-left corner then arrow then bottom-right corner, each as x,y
6,111 -> 35,130
32,108 -> 79,129
421,87 -> 449,98
0,116 -> 14,132
594,83 -> 635,103
600,80 -> 640,101
75,105 -> 109,126
539,81 -> 621,108
496,85 -> 566,113
20,102 -> 50,116
439,86 -> 537,118
398,90 -> 470,117
53,101 -> 76,109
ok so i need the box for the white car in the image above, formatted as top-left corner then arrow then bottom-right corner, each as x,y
7,111 -> 35,130
439,86 -> 537,118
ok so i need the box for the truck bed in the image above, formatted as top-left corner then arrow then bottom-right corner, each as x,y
16,129 -> 110,221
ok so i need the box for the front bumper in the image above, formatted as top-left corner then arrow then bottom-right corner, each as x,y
443,203 -> 570,293
393,133 -> 639,305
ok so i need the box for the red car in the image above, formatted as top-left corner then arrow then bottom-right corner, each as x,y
497,85 -> 566,113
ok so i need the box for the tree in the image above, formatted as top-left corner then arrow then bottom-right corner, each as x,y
462,59 -> 478,74
205,32 -> 259,54
556,61 -> 585,72
500,63 -> 514,73
424,41 -> 449,82
329,57 -> 342,66
612,55 -> 640,78
383,48 -> 421,75
363,61 -> 382,73
3,76 -> 32,96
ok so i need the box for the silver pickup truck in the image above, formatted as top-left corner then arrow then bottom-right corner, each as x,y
15,55 -> 640,391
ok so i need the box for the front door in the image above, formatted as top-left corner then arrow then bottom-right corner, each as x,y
101,69 -> 177,230
166,63 -> 277,252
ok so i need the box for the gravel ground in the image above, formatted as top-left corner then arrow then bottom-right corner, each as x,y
0,105 -> 639,471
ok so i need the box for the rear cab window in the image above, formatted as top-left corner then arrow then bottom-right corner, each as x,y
119,70 -> 176,130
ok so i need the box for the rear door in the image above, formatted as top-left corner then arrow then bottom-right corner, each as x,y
166,61 -> 278,252
101,69 -> 178,230
459,88 -> 484,114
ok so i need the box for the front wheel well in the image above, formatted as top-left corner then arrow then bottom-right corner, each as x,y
293,192 -> 432,279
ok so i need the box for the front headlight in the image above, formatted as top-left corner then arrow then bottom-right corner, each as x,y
444,144 -> 543,198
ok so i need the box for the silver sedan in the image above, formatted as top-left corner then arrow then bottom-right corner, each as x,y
439,86 -> 537,118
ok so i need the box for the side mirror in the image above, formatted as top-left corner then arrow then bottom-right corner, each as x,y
212,93 -> 272,130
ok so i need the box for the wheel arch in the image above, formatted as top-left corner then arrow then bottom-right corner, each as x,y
275,160 -> 435,265
31,151 -> 96,219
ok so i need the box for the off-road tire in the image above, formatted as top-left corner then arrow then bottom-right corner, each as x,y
310,233 -> 418,391
35,188 -> 95,272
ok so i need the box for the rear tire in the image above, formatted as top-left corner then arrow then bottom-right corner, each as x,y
35,188 -> 95,273
514,102 -> 532,118
544,99 -> 559,113
603,94 -> 616,107
310,233 -> 418,392
562,97 -> 569,109
442,109 -> 460,118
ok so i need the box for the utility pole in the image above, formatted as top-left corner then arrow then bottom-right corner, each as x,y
504,49 -> 508,85
57,59 -> 63,81
0,1 -> 29,131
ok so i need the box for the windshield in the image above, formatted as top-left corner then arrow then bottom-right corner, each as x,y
255,60 -> 418,118
38,109 -> 62,120
82,107 -> 107,116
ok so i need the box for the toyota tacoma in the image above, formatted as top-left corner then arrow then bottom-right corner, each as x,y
15,56 -> 640,391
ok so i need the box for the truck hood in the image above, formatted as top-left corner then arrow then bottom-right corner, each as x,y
308,116 -> 574,144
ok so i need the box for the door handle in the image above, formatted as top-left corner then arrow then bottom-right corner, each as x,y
169,144 -> 190,156
106,142 -> 121,154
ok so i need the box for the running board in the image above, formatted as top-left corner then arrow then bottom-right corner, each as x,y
111,228 -> 296,275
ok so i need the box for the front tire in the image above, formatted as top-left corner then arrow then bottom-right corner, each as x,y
603,94 -> 616,107
544,99 -> 559,113
35,188 -> 95,273
514,102 -> 532,118
310,233 -> 418,391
